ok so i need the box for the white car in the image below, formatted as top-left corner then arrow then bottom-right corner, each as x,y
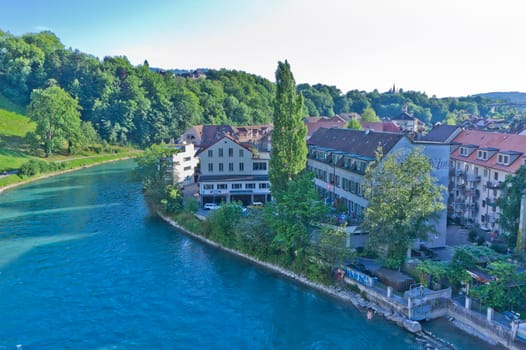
204,203 -> 220,210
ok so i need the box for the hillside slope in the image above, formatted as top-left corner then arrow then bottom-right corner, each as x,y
0,107 -> 36,171
474,91 -> 526,104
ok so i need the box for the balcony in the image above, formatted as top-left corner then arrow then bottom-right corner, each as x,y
454,183 -> 465,190
487,198 -> 498,207
467,174 -> 481,182
467,202 -> 478,212
486,181 -> 502,189
455,169 -> 464,176
465,189 -> 480,199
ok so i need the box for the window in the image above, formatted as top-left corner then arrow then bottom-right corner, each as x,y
239,163 -> 244,171
183,157 -> 191,162
253,162 -> 267,171
204,184 -> 214,190
218,148 -> 224,157
477,150 -> 488,160
208,163 -> 213,172
217,184 -> 227,190
232,183 -> 242,189
218,163 -> 224,172
484,168 -> 488,177
208,150 -> 213,157
183,166 -> 191,171
228,148 -> 233,157
460,147 -> 468,156
228,163 -> 234,171
245,183 -> 256,189
239,149 -> 244,157
497,154 -> 510,165
259,183 -> 269,189
494,172 -> 499,181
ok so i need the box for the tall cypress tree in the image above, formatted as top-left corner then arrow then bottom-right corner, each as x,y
269,60 -> 307,197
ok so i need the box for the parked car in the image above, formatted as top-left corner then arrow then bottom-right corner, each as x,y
204,203 -> 220,210
247,201 -> 263,209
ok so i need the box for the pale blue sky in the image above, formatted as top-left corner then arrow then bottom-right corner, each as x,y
2,0 -> 525,97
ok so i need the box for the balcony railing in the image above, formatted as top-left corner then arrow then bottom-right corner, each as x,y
486,181 -> 502,190
487,198 -> 498,207
465,189 -> 480,198
467,174 -> 481,182
455,169 -> 464,176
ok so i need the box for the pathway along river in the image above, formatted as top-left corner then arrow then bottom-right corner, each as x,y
0,160 -> 497,349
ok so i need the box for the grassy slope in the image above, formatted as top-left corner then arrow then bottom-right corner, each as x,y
0,106 -> 36,171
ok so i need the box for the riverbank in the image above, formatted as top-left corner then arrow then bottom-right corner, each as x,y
0,152 -> 141,194
158,213 -> 469,349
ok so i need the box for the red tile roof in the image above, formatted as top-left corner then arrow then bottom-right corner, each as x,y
451,130 -> 526,173
305,117 -> 346,137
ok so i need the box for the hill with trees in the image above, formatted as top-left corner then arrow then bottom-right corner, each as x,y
0,28 -> 520,152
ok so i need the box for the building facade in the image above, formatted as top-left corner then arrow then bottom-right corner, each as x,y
448,130 -> 526,233
307,127 -> 450,248
197,136 -> 271,206
168,143 -> 198,185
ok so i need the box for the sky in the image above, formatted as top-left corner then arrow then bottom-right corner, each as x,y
1,0 -> 525,97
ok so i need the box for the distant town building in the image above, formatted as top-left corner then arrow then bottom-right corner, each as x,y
390,108 -> 426,133
304,115 -> 346,139
180,124 -> 272,151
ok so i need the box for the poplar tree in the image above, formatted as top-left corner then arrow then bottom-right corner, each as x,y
269,60 -> 307,196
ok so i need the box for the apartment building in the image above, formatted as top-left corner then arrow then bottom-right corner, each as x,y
448,130 -> 526,233
197,135 -> 271,206
307,127 -> 450,248
167,142 -> 198,185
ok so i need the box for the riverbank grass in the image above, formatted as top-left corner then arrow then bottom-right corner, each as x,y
0,150 -> 142,189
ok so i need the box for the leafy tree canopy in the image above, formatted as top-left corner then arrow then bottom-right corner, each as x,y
362,147 -> 445,269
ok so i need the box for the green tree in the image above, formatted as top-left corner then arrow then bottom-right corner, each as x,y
345,118 -> 363,130
27,85 -> 82,157
360,107 -> 380,122
498,166 -> 526,250
134,144 -> 175,200
444,112 -> 457,125
470,261 -> 526,311
266,172 -> 327,261
317,227 -> 352,268
269,60 -> 307,195
362,147 -> 445,269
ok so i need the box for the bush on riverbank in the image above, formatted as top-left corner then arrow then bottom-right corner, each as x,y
163,202 -> 337,285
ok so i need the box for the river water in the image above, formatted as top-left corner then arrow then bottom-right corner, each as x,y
0,160 -> 497,349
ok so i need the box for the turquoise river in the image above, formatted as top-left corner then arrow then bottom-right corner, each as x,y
0,160 -> 497,349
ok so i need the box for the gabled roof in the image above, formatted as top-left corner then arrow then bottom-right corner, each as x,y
361,121 -> 401,133
307,127 -> 406,159
392,111 -> 417,121
195,134 -> 253,156
451,130 -> 526,173
305,117 -> 346,138
422,125 -> 461,143
188,124 -> 273,147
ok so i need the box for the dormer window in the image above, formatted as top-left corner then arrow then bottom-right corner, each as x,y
497,154 -> 510,165
477,150 -> 488,161
460,147 -> 468,156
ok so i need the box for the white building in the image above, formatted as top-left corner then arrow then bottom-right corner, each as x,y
168,143 -> 198,185
197,135 -> 271,206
